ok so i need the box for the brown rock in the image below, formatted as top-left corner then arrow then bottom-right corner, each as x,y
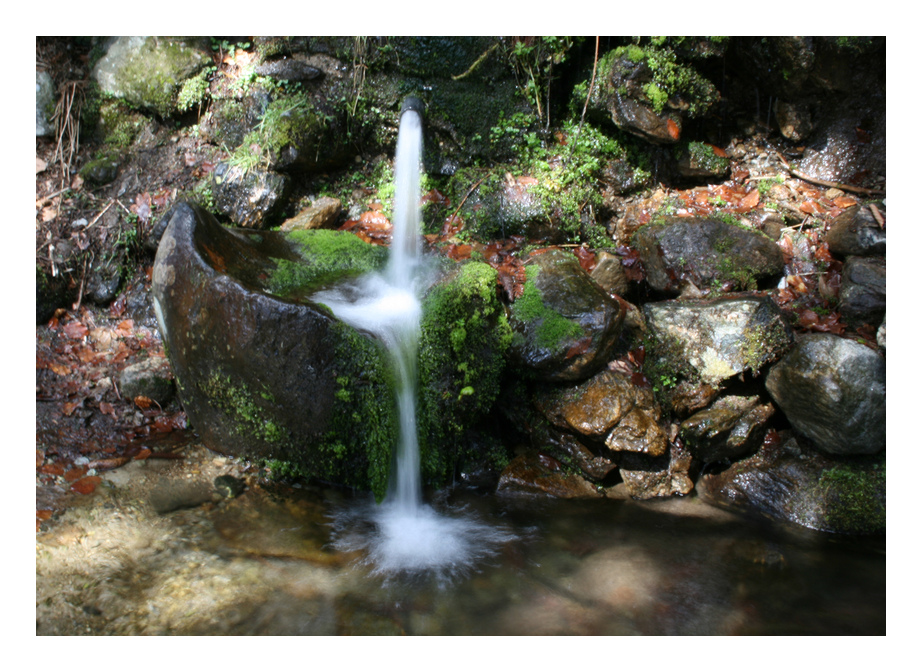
280,197 -> 342,232
496,454 -> 601,498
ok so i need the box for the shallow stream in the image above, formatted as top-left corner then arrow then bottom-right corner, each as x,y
35,443 -> 885,635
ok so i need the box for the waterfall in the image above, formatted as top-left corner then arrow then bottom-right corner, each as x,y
319,98 -> 516,581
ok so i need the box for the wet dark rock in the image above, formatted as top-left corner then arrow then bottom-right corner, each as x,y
280,197 -> 342,232
532,425 -> 618,481
838,256 -> 885,327
508,249 -> 625,381
610,92 -> 680,144
617,441 -> 694,499
151,202 -> 397,496
255,57 -> 322,82
600,157 -> 654,195
84,261 -> 122,305
826,206 -> 886,257
797,93 -> 886,188
699,437 -> 885,534
590,250 -> 630,298
91,37 -> 211,117
198,88 -> 270,150
680,395 -> 774,463
755,212 -> 786,240
765,334 -> 885,455
214,475 -> 246,499
496,453 -> 600,498
633,217 -> 784,295
644,295 -> 793,388
36,70 -> 55,136
118,356 -> 175,406
773,100 -> 813,142
212,162 -> 291,229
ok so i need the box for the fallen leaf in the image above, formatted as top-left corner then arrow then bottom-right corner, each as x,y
833,196 -> 859,209
70,476 -> 102,495
63,321 -> 89,339
134,396 -> 155,410
737,188 -> 760,211
666,118 -> 680,140
565,336 -> 593,360
64,466 -> 88,482
87,456 -> 131,471
39,463 -> 66,476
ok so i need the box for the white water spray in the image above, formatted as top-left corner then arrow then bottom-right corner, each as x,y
316,99 -> 515,580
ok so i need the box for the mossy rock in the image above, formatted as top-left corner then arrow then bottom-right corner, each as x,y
91,37 -> 211,117
152,202 -> 397,501
417,261 -> 513,484
508,249 -> 625,381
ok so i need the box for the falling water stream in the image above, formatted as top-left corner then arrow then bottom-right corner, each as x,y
313,99 -> 516,581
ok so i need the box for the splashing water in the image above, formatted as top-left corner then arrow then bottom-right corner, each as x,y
314,102 -> 516,580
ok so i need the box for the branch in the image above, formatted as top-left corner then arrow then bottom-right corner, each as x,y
452,43 -> 499,81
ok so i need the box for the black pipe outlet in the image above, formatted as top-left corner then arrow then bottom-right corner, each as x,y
401,96 -> 425,119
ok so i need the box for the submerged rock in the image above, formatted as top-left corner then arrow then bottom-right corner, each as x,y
765,334 -> 885,455
496,453 -> 600,498
633,217 -> 784,294
618,441 -> 695,499
508,249 -> 625,381
699,437 -> 885,535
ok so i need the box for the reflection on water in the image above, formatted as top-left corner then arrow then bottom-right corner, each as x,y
281,488 -> 884,635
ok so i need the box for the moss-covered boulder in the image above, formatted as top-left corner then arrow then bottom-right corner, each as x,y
92,37 -> 211,117
152,202 -> 397,500
417,261 -> 513,484
508,249 -> 625,381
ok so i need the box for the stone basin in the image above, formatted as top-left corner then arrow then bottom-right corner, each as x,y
151,202 -> 398,498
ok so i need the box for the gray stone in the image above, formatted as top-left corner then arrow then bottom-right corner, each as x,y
118,357 -> 175,405
765,334 -> 885,454
212,162 -> 291,229
633,217 -> 784,294
826,207 -> 886,257
36,71 -> 55,137
644,295 -> 793,387
839,256 -> 886,326
590,250 -> 629,297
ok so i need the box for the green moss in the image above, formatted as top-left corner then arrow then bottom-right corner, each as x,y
267,229 -> 388,298
512,264 -> 584,349
418,262 -> 513,484
201,372 -> 289,444
643,331 -> 698,403
177,66 -> 214,113
687,141 -> 730,174
816,461 -> 886,534
324,321 -> 398,501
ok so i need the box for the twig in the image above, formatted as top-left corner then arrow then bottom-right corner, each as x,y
574,36 -> 600,147
452,43 -> 499,81
36,186 -> 72,208
869,203 -> 885,228
83,200 -> 115,230
447,176 -> 487,224
72,253 -> 89,312
774,151 -> 884,195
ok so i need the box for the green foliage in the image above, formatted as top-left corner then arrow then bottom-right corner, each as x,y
418,262 -> 513,485
177,66 -> 215,113
505,37 -> 580,123
267,229 -> 388,298
687,141 -> 730,174
201,373 -> 287,444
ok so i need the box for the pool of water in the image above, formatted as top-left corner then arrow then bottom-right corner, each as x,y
36,450 -> 884,636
